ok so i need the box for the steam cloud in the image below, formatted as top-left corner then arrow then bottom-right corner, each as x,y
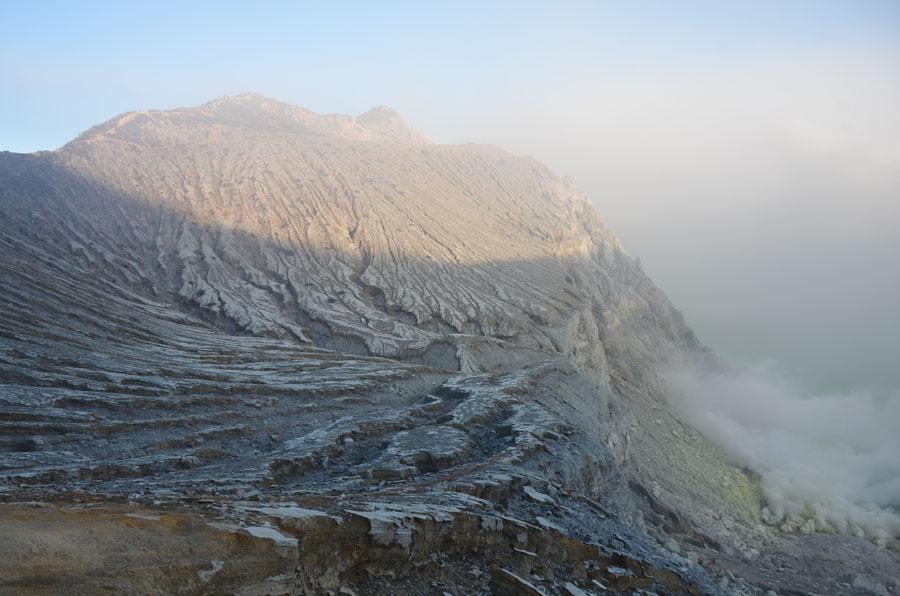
664,361 -> 900,543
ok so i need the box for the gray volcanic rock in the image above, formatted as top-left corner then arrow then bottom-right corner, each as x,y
0,94 -> 896,594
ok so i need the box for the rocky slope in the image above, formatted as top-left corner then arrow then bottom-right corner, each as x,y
0,94 -> 896,595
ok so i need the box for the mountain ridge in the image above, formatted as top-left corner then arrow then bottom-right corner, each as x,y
65,93 -> 431,149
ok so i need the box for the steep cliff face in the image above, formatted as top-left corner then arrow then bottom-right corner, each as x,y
4,93 -> 701,369
1,95 -> 895,594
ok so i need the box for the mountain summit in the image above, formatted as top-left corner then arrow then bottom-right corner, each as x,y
70,93 -> 430,148
1,96 -> 896,594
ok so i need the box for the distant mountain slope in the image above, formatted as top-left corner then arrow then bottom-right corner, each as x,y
1,93 -> 701,377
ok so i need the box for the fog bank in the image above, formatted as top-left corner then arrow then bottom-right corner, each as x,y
665,361 -> 900,542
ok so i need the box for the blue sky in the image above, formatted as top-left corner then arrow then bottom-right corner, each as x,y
2,1 -> 898,151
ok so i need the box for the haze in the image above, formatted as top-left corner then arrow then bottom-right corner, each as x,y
2,1 -> 898,395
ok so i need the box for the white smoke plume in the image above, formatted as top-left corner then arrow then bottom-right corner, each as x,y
664,361 -> 900,543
